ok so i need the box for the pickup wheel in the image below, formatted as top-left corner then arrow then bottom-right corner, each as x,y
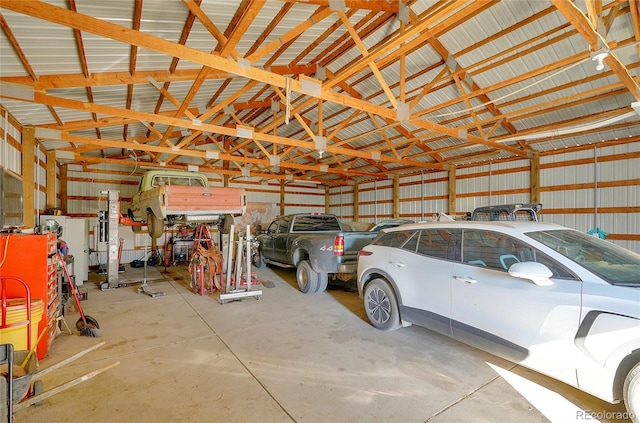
296,260 -> 318,294
252,249 -> 264,268
315,273 -> 328,293
147,210 -> 164,239
220,214 -> 233,234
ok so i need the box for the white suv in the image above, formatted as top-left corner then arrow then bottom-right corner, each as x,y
357,221 -> 640,420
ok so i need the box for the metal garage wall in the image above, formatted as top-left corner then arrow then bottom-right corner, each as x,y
347,179 -> 395,223
400,171 -> 450,221
455,159 -> 532,214
541,143 -> 640,252
330,184 -> 358,220
0,109 -> 22,177
329,152 -> 638,253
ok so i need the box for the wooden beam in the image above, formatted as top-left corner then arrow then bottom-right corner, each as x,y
631,0 -> 640,57
0,69 -> 231,89
46,150 -> 56,210
393,175 -> 399,218
60,164 -> 68,214
337,10 -> 397,109
551,0 -> 640,99
530,151 -> 540,204
353,181 -> 359,221
22,126 -> 36,227
280,180 -> 286,215
448,167 -> 456,215
276,0 -> 400,13
246,7 -> 333,63
0,14 -> 37,80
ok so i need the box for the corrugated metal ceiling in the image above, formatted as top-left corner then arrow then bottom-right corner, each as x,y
1,0 -> 639,185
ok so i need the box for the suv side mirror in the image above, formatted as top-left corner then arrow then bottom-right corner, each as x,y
508,262 -> 554,286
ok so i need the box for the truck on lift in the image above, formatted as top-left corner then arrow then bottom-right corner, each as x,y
127,169 -> 246,238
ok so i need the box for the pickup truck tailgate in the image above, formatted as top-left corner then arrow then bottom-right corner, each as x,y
340,232 -> 377,260
163,186 -> 246,214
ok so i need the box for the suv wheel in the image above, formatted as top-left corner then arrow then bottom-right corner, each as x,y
624,362 -> 640,422
364,278 -> 400,331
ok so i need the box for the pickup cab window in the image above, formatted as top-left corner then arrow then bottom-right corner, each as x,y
291,215 -> 341,232
151,175 -> 206,188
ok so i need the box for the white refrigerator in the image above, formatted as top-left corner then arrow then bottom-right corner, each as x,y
40,215 -> 90,285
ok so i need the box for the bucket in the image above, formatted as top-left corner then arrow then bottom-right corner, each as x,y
0,298 -> 45,350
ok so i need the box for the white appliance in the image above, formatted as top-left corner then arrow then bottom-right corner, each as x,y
40,215 -> 90,285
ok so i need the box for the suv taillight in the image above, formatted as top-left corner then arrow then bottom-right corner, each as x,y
334,235 -> 344,256
357,250 -> 372,259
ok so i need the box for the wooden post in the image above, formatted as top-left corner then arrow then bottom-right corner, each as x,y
280,180 -> 285,215
22,126 -> 36,227
60,164 -> 68,214
393,175 -> 399,218
530,151 -> 540,204
46,150 -> 56,210
353,182 -> 359,221
448,166 -> 456,216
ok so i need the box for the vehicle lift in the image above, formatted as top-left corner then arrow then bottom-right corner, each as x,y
98,189 -> 164,297
99,190 -> 121,290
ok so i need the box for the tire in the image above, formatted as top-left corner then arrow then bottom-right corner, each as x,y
147,210 -> 164,239
252,249 -> 264,268
220,214 -> 233,235
623,362 -> 640,422
296,260 -> 318,294
363,278 -> 400,331
315,272 -> 328,293
191,263 -> 202,294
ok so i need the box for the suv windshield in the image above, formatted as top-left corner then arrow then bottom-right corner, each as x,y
526,230 -> 640,286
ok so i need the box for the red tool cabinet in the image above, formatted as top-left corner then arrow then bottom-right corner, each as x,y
0,233 -> 59,359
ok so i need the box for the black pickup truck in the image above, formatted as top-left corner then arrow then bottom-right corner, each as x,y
254,213 -> 380,294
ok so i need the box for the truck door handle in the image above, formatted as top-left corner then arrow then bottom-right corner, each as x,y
389,261 -> 405,268
454,275 -> 477,284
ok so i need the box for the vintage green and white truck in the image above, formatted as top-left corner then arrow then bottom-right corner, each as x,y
127,169 -> 246,238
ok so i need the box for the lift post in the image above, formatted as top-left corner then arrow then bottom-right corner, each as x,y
99,190 -> 121,290
219,224 -> 262,304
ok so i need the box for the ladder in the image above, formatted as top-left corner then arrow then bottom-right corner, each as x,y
191,223 -> 214,255
189,223 -> 223,295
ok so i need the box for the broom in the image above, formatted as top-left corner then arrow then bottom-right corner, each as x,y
56,252 -> 101,337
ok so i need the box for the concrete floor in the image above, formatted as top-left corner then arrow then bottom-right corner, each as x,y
18,263 -> 629,423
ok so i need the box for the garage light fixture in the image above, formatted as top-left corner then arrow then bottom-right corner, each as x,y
591,51 -> 609,71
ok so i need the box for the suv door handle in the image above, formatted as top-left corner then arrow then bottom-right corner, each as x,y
389,261 -> 405,268
454,275 -> 477,284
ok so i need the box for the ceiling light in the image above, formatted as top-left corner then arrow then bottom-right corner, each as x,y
591,51 -> 609,71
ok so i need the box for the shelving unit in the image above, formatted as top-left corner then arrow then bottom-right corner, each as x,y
0,233 -> 59,359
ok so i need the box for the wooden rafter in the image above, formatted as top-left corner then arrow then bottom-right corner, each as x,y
551,0 -> 640,100
1,0 -> 638,183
